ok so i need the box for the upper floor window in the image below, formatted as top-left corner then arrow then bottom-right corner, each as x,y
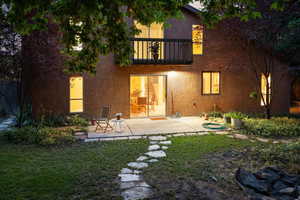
261,74 -> 271,106
135,22 -> 164,38
70,76 -> 83,113
134,22 -> 164,60
192,25 -> 203,55
202,72 -> 220,95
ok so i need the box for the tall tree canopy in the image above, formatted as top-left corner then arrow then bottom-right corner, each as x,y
0,0 -> 298,74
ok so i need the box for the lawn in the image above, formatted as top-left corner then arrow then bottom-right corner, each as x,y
0,133 -> 293,200
0,136 -> 148,200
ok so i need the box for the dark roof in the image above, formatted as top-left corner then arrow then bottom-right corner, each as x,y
183,5 -> 201,16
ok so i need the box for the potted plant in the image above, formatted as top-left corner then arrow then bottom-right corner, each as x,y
223,113 -> 231,124
149,42 -> 160,61
229,112 -> 246,129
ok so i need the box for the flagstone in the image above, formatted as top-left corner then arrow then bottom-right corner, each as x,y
127,162 -> 148,169
145,150 -> 166,158
148,145 -> 160,151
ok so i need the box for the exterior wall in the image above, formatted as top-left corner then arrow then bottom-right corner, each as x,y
24,9 -> 290,118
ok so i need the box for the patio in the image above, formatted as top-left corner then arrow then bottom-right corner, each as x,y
87,116 -> 226,138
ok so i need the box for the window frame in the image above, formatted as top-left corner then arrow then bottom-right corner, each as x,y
69,76 -> 84,113
192,24 -> 204,56
201,71 -> 221,95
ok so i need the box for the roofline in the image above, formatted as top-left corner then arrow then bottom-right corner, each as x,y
182,5 -> 201,16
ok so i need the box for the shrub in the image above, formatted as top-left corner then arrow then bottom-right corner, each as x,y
38,114 -> 67,127
226,112 -> 248,119
207,111 -> 223,118
243,117 -> 300,137
259,142 -> 300,172
4,126 -> 76,146
66,114 -> 89,126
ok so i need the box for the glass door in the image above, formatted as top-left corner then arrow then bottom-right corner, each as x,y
130,75 -> 166,118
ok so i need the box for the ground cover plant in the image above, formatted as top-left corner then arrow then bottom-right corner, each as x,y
242,117 -> 300,138
3,114 -> 89,146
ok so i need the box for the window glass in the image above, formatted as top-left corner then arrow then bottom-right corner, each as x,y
202,72 -> 211,94
134,22 -> 164,59
202,72 -> 220,95
212,72 -> 220,94
261,74 -> 271,106
192,25 -> 203,55
70,77 -> 83,112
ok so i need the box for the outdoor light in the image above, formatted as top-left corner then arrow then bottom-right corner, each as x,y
168,71 -> 177,77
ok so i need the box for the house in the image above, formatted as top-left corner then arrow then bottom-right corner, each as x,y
22,5 -> 291,119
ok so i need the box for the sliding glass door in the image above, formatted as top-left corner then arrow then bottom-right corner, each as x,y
130,75 -> 166,118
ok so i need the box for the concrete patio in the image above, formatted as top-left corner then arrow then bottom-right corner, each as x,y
87,116 -> 226,138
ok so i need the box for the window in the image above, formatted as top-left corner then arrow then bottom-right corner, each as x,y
134,22 -> 164,59
192,25 -> 203,55
261,74 -> 271,106
70,77 -> 83,113
202,72 -> 220,95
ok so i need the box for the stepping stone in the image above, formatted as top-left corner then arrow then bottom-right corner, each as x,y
145,150 -> 166,158
161,146 -> 168,150
148,159 -> 159,163
234,134 -> 249,140
128,162 -> 148,169
120,181 -> 151,190
121,186 -> 153,200
173,133 -> 185,137
136,156 -> 148,161
84,138 -> 99,142
257,137 -> 269,143
121,168 -> 133,174
159,141 -> 171,145
133,170 -> 141,174
148,136 -> 167,141
119,174 -> 142,182
148,145 -> 160,151
150,141 -> 158,144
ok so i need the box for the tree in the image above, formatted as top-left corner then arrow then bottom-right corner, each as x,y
1,0 -> 296,74
217,0 -> 300,118
0,10 -> 28,127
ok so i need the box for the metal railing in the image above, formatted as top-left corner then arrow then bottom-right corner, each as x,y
130,38 -> 193,65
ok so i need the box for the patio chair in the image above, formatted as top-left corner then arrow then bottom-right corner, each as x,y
95,105 -> 113,132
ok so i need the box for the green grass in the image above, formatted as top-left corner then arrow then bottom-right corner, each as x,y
0,138 -> 148,200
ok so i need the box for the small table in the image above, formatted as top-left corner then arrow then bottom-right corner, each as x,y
111,119 -> 125,133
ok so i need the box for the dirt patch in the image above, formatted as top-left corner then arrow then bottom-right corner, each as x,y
145,147 -> 268,200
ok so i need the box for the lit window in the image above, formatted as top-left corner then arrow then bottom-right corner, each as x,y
134,22 -> 164,59
261,74 -> 271,106
192,25 -> 203,55
70,77 -> 83,113
202,72 -> 220,95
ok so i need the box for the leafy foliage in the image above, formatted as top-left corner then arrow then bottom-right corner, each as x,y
243,117 -> 300,137
1,0 -> 297,74
225,112 -> 248,119
4,126 -> 76,146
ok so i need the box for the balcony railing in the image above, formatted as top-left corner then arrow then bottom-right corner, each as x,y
130,38 -> 193,65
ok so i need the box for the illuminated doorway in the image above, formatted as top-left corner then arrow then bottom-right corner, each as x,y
130,75 -> 166,118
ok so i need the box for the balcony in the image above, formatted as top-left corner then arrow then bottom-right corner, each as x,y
130,38 -> 193,65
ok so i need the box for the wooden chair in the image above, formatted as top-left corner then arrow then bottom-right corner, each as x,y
95,105 -> 113,132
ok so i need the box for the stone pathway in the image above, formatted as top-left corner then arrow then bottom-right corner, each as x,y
118,135 -> 172,200
0,116 -> 15,131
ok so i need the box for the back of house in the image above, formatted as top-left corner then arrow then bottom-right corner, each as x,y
23,5 -> 291,119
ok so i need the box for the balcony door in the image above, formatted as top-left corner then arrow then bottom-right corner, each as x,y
134,22 -> 164,60
130,75 -> 166,118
